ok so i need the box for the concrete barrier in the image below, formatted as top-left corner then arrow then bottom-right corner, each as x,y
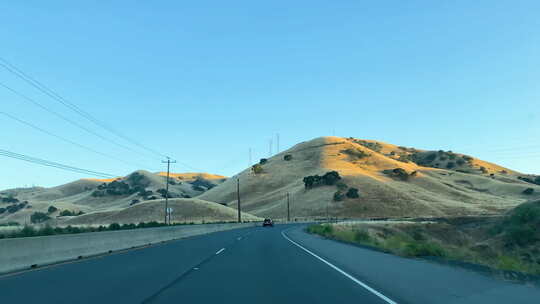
0,222 -> 255,274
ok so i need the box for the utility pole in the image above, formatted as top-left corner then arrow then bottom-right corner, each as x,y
276,133 -> 280,153
269,139 -> 273,157
237,178 -> 241,223
326,202 -> 329,223
162,157 -> 176,225
286,192 -> 290,222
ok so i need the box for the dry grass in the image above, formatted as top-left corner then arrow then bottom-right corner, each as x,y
309,207 -> 540,276
65,198 -> 261,225
200,136 -> 537,219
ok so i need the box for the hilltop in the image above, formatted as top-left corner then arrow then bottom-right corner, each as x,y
199,136 -> 540,219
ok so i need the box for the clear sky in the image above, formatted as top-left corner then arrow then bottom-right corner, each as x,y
1,1 -> 539,190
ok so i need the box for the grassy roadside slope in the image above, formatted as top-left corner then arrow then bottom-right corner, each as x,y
308,200 -> 540,276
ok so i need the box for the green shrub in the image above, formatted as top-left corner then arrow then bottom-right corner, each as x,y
342,148 -> 370,159
138,189 -> 153,197
307,224 -> 334,236
303,171 -> 341,189
411,229 -> 426,241
333,191 -> 345,201
507,225 -> 536,246
456,159 -> 465,166
397,154 -> 411,163
0,222 -> 19,227
20,225 -> 36,237
65,225 -> 81,234
346,188 -> 359,198
336,182 -> 348,191
354,140 -> 382,152
59,210 -> 78,216
91,190 -> 106,197
480,166 -> 488,174
424,153 -> 437,163
499,201 -> 540,246
523,188 -> 534,195
496,255 -> 527,272
259,158 -> 268,164
251,164 -> 263,174
190,177 -> 216,190
109,223 -> 121,230
446,162 -> 455,169
383,168 -> 409,181
30,212 -> 51,224
39,225 -> 55,236
403,242 -> 446,257
322,171 -> 341,185
283,154 -> 292,161
354,230 -> 370,242
47,206 -> 58,213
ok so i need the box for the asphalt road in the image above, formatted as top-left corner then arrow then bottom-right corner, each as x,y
1,224 -> 539,303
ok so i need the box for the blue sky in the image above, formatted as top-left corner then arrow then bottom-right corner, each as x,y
1,1 -> 539,189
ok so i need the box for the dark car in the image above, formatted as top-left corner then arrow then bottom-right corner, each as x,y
262,218 -> 274,227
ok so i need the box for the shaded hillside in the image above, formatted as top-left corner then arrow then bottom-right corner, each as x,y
64,198 -> 260,225
0,170 -> 228,225
199,136 -> 539,219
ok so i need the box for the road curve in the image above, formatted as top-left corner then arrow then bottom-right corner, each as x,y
0,224 -> 539,303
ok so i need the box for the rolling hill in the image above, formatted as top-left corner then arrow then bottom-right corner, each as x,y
199,136 -> 540,219
0,170 -> 229,225
2,136 -> 539,225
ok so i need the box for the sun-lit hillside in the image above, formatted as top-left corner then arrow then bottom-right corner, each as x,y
199,136 -> 539,219
2,136 -> 538,225
156,172 -> 227,181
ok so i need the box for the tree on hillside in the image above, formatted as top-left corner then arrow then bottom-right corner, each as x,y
346,188 -> 359,198
333,191 -> 345,201
252,164 -> 263,174
322,171 -> 341,185
30,212 -> 51,224
523,188 -> 534,195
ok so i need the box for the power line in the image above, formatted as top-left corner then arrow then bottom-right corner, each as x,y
0,58 -> 204,173
0,111 -> 156,171
0,81 -> 158,161
0,149 -> 116,178
0,57 -> 167,159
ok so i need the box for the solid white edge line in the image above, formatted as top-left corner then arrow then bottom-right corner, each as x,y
281,229 -> 398,304
215,248 -> 226,255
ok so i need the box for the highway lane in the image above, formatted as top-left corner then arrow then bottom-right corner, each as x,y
143,225 -> 388,304
1,224 -> 540,303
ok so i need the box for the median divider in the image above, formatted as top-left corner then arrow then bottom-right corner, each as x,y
0,222 -> 255,275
